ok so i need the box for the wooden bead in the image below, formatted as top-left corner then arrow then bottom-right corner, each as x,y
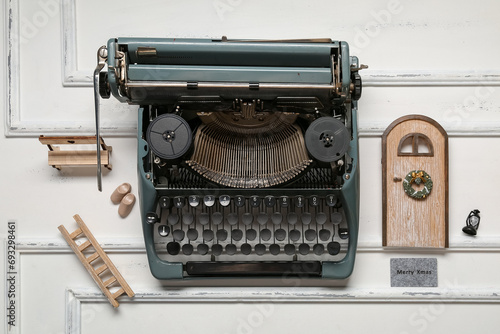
110,183 -> 131,204
118,193 -> 136,218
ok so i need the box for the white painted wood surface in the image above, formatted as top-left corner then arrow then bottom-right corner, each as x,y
2,0 -> 500,333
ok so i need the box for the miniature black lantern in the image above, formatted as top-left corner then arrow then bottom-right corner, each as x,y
462,209 -> 480,235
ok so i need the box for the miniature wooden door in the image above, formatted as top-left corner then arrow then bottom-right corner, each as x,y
382,115 -> 448,248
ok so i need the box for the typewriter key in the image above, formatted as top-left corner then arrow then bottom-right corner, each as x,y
174,196 -> 185,209
197,244 -> 209,255
182,212 -> 194,225
227,213 -> 238,225
226,244 -> 237,255
271,212 -> 283,225
319,229 -> 331,241
280,196 -> 289,207
331,212 -> 343,224
246,228 -> 257,241
269,244 -> 280,255
167,242 -> 180,255
309,195 -> 319,207
257,212 -> 269,225
158,225 -> 170,237
232,229 -> 243,241
313,244 -> 324,255
295,195 -> 305,208
264,195 -> 276,207
326,194 -> 337,207
199,212 -> 209,225
159,196 -> 171,209
202,229 -> 214,241
301,212 -> 312,225
289,229 -> 301,242
298,243 -> 310,255
284,244 -> 296,255
339,228 -> 349,239
212,212 -> 223,225
241,243 -> 252,255
235,195 -> 245,207
242,213 -> 253,225
146,212 -> 160,225
203,195 -> 215,207
255,243 -> 266,255
305,229 -> 316,241
167,213 -> 179,225
316,212 -> 327,225
182,244 -> 193,255
188,195 -> 200,207
260,228 -> 272,241
173,230 -> 185,241
187,228 -> 198,241
219,195 -> 230,207
250,195 -> 261,207
287,212 -> 298,225
216,229 -> 228,241
275,228 -> 286,241
212,244 -> 223,256
327,241 -> 341,255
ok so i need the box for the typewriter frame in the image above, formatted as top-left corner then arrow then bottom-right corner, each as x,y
97,37 -> 361,280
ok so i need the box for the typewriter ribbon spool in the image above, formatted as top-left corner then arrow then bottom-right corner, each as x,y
146,114 -> 192,160
305,117 -> 350,163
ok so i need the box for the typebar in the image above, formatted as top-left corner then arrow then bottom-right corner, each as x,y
185,261 -> 322,276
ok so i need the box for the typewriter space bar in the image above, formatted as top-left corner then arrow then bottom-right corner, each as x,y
185,261 -> 322,276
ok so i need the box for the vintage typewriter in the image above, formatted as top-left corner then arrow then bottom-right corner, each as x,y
94,37 -> 363,279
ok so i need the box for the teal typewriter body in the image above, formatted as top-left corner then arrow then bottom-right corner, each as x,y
96,37 -> 363,280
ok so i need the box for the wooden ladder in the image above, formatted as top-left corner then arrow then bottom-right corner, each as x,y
58,214 -> 134,307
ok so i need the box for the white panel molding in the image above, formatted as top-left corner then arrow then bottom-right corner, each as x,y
6,0 -> 500,136
16,236 -> 500,253
363,70 -> 500,87
65,287 -> 500,333
4,0 -> 135,136
61,0 -> 92,86
67,286 -> 500,304
5,0 -> 21,136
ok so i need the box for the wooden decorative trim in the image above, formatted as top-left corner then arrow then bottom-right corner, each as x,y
397,133 -> 434,157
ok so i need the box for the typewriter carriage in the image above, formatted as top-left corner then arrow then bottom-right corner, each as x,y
96,37 -> 363,279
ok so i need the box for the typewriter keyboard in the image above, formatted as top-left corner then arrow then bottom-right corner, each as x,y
149,193 -> 348,264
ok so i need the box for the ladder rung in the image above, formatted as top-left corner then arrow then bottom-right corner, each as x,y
69,228 -> 83,239
95,264 -> 108,275
87,252 -> 100,263
112,288 -> 125,300
103,276 -> 117,287
78,240 -> 92,252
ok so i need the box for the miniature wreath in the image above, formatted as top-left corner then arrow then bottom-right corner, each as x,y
403,170 -> 433,199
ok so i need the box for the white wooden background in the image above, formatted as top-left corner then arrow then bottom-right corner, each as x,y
1,0 -> 500,333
